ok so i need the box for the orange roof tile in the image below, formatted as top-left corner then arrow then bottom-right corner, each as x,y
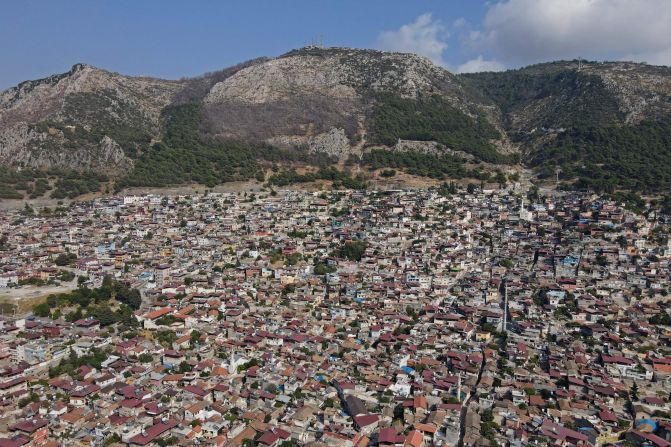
414,423 -> 436,434
144,307 -> 173,320
405,430 -> 423,447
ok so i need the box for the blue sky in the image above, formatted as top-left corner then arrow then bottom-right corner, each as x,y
2,0 -> 670,89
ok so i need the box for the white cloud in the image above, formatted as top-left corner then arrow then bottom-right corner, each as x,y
457,56 -> 505,73
468,0 -> 671,66
376,13 -> 449,66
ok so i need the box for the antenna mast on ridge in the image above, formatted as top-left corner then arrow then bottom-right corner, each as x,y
309,35 -> 325,48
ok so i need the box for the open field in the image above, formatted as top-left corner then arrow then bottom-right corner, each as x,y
0,283 -> 78,316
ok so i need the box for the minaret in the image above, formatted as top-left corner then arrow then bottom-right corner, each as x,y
457,374 -> 462,402
503,282 -> 508,333
228,347 -> 237,374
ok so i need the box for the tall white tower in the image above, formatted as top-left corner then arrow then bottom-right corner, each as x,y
457,374 -> 462,402
502,280 -> 508,334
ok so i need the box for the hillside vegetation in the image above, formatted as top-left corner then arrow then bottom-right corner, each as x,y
460,67 -> 623,130
531,119 -> 671,193
1,51 -> 671,198
462,60 -> 671,192
117,103 -> 334,189
366,93 -> 514,164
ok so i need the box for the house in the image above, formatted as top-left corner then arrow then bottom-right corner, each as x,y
162,350 -> 185,369
9,419 -> 49,447
128,419 -> 178,446
353,414 -> 379,435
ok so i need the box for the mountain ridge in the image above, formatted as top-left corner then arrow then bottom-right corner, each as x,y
1,46 -> 671,199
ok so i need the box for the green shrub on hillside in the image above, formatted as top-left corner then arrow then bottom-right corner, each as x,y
367,93 -> 512,163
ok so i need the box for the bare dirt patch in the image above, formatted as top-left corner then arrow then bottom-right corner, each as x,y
0,283 -> 78,316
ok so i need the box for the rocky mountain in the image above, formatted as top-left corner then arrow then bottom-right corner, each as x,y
462,60 -> 671,191
462,60 -> 671,130
0,63 -> 185,173
199,47 -> 508,161
1,47 -> 671,199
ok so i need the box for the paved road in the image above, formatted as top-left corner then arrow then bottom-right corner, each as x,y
456,345 -> 487,447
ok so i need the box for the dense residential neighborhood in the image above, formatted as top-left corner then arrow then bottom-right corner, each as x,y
0,187 -> 669,447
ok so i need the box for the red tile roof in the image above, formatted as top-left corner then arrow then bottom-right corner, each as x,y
129,419 -> 178,445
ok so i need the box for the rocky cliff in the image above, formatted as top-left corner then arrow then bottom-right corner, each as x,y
0,63 -> 184,173
1,48 -> 671,194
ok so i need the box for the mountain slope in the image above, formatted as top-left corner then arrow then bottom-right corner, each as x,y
0,63 -> 186,173
1,50 -> 671,199
461,60 -> 671,192
461,60 -> 671,132
200,47 -> 507,161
